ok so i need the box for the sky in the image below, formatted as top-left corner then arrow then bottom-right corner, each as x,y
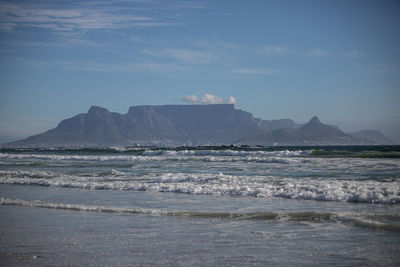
0,0 -> 399,143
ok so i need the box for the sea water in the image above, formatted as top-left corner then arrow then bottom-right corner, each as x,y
0,146 -> 399,265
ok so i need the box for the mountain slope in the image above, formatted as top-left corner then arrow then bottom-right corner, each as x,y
256,118 -> 298,131
348,129 -> 397,145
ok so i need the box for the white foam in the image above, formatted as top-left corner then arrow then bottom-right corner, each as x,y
109,147 -> 144,152
0,152 -> 145,161
0,197 -> 164,215
156,172 -> 224,183
162,149 -> 307,157
98,169 -> 128,177
0,151 -> 303,164
161,150 -> 195,156
1,170 -> 399,203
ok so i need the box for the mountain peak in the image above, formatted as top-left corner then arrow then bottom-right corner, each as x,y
308,116 -> 321,124
88,106 -> 109,114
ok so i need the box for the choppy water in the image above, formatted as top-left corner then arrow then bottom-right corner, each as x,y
1,146 -> 400,265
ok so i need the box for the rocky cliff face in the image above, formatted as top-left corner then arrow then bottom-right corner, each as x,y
7,105 -> 372,147
123,104 -> 263,143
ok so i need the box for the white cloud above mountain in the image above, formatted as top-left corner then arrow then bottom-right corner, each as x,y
182,94 -> 236,105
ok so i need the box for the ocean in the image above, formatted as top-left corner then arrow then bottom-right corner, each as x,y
1,145 -> 399,266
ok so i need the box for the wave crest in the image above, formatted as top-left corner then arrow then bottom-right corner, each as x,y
1,170 -> 399,204
2,198 -> 399,231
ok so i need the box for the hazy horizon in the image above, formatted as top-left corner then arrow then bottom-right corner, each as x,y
0,0 -> 399,143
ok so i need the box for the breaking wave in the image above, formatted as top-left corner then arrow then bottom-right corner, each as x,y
1,198 -> 399,231
1,170 -> 399,204
0,150 -> 304,164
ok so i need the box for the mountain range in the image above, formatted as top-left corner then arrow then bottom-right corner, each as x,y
5,104 -> 396,147
347,129 -> 397,145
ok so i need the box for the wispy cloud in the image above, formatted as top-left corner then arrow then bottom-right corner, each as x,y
232,68 -> 278,75
21,59 -> 186,74
182,94 -> 236,105
142,48 -> 214,64
131,36 -> 152,44
0,35 -> 120,51
193,38 -> 332,59
0,0 -> 189,32
191,38 -> 244,51
308,49 -> 328,57
261,45 -> 294,55
357,63 -> 400,74
343,50 -> 363,58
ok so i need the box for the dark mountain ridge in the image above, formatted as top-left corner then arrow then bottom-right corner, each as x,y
236,116 -> 362,145
5,104 -> 386,147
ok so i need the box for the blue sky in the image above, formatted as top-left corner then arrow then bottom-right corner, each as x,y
0,0 -> 399,142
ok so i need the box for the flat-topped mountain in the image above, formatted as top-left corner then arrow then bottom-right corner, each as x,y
5,104 -> 388,147
10,104 -> 261,147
